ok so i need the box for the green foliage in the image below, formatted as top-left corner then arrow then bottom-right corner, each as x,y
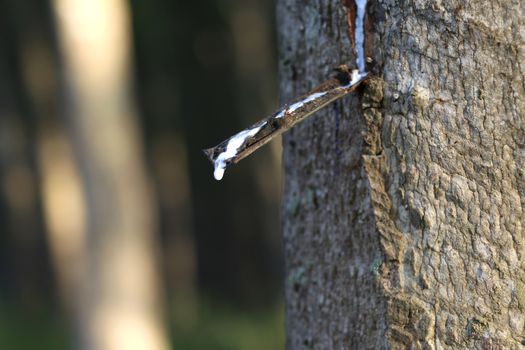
170,297 -> 284,350
0,298 -> 284,350
0,304 -> 68,350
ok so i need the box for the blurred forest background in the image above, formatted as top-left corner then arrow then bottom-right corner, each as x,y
0,0 -> 283,349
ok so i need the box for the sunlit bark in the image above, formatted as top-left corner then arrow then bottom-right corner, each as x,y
50,0 -> 169,349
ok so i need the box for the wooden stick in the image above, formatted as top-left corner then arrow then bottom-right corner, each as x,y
203,65 -> 369,180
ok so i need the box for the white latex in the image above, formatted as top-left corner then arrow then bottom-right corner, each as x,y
213,123 -> 265,180
355,0 -> 367,73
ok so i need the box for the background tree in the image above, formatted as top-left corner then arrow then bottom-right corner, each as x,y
50,0 -> 170,348
0,0 -> 284,349
278,0 -> 525,348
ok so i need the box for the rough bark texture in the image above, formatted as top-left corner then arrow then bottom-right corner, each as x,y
278,0 -> 525,349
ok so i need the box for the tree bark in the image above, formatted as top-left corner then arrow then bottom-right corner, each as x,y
278,0 -> 525,349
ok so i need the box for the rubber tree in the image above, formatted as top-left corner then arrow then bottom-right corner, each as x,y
277,0 -> 525,348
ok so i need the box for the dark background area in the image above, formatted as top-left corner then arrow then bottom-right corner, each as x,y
0,0 -> 283,348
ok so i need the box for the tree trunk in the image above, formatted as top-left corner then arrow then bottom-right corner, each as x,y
51,0 -> 169,349
278,0 -> 525,349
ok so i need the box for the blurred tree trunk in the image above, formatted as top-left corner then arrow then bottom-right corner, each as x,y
278,0 -> 524,348
50,0 -> 169,349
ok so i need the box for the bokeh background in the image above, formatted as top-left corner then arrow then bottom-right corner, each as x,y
0,0 -> 283,348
